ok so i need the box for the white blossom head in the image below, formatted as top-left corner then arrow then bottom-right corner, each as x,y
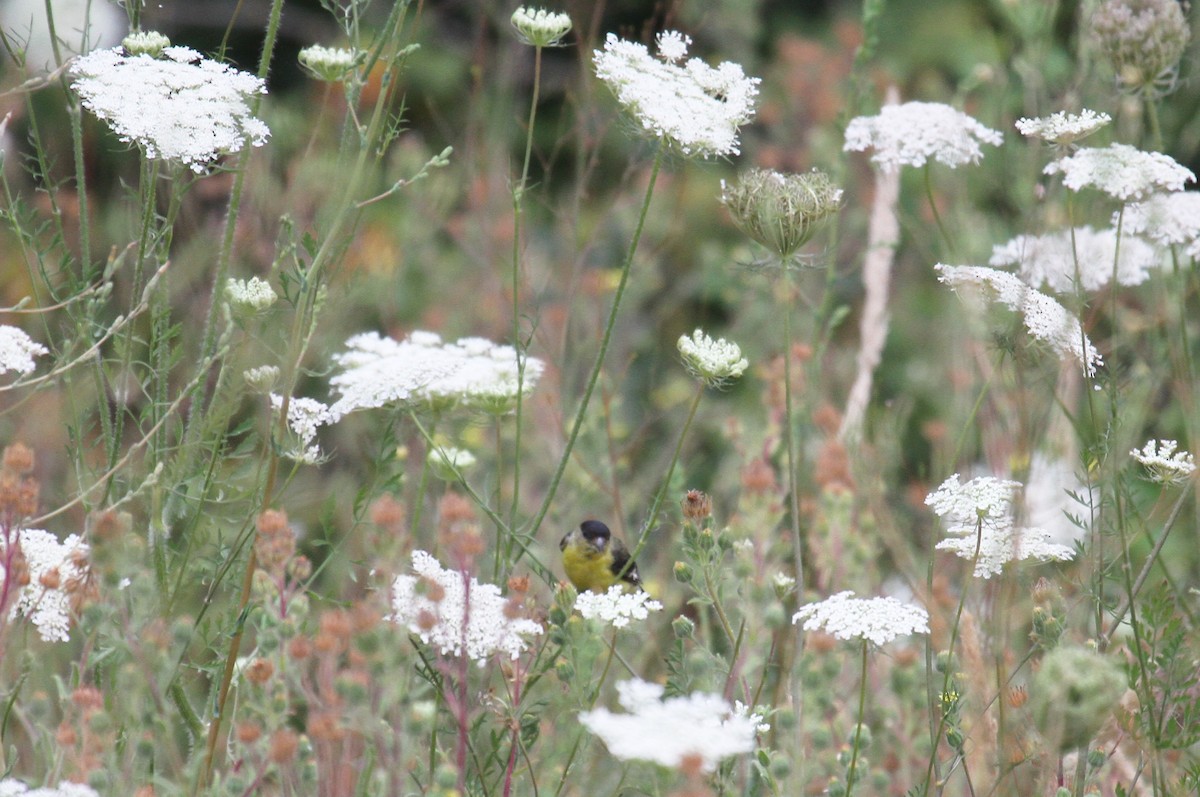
843,101 -> 1002,172
578,678 -> 760,771
925,474 -> 1076,578
988,226 -> 1161,294
226,276 -> 277,312
1,325 -> 49,377
329,331 -> 545,418
510,7 -> 572,47
389,551 -> 543,665
1122,192 -> 1200,259
1130,439 -> 1195,484
70,44 -> 270,173
574,585 -> 663,628
592,31 -> 759,158
792,591 -> 929,645
936,265 -> 1103,377
677,328 -> 748,387
1044,144 -> 1195,202
297,44 -> 357,82
270,394 -> 333,464
2,528 -> 90,642
1015,110 -> 1111,145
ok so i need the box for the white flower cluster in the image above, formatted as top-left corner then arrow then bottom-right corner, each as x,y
574,585 -> 663,628
1130,439 -> 1195,484
936,265 -> 1102,377
1015,109 -> 1111,144
1044,144 -> 1195,201
510,7 -> 572,47
1122,192 -> 1200,259
389,551 -> 543,665
593,31 -> 759,158
843,101 -> 1002,172
579,678 -> 759,771
270,395 -> 333,464
677,328 -> 748,387
792,590 -> 928,645
0,779 -> 100,797
70,44 -> 269,173
989,226 -> 1160,293
1,325 -> 48,376
925,475 -> 1076,579
226,276 -> 277,312
2,528 -> 90,642
297,44 -> 357,81
329,331 -> 545,418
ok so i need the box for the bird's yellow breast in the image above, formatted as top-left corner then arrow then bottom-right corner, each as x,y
561,541 -> 619,592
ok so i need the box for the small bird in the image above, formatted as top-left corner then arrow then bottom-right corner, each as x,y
559,519 -> 642,592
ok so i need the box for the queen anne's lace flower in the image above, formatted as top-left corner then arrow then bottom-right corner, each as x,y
792,591 -> 928,645
70,44 -> 269,173
593,31 -> 759,157
270,395 -> 333,464
989,226 -> 1161,293
0,325 -> 48,376
2,528 -> 90,642
329,331 -> 545,418
1015,110 -> 1111,145
1122,192 -> 1200,259
579,679 -> 760,771
429,446 -> 476,481
389,551 -> 543,665
510,7 -> 572,47
297,44 -> 357,81
677,328 -> 748,387
925,474 -> 1076,578
1130,439 -> 1195,484
574,585 -> 663,628
936,265 -> 1102,377
226,276 -> 277,311
843,101 -> 1002,172
1044,144 -> 1195,201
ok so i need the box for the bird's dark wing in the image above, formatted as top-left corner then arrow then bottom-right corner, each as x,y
609,546 -> 642,588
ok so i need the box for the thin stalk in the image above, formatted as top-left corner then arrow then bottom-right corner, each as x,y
845,639 -> 869,795
923,162 -> 954,257
780,273 -> 804,596
553,631 -> 620,797
507,43 -> 546,553
624,382 -> 704,569
924,517 -> 985,797
526,148 -> 664,543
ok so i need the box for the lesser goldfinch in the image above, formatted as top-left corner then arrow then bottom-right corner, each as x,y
559,519 -> 642,592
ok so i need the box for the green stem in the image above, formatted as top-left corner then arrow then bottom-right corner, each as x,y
507,43 -> 545,575
526,148 -> 665,542
924,162 -> 954,258
624,382 -> 705,571
846,639 -> 869,795
780,273 -> 804,595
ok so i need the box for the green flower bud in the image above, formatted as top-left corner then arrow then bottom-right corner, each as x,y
673,561 -> 695,584
122,30 -> 171,57
511,7 -> 573,47
671,615 -> 696,639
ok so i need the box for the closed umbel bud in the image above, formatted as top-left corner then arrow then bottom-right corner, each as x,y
721,168 -> 842,259
1090,0 -> 1190,97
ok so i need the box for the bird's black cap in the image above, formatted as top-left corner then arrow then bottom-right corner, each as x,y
579,519 -> 611,542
